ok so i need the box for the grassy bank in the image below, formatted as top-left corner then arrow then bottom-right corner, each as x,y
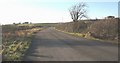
55,28 -> 118,44
55,18 -> 118,44
2,24 -> 43,61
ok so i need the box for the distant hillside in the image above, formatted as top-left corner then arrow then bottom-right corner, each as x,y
34,23 -> 58,27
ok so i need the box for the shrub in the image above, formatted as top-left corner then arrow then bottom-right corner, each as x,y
56,19 -> 118,40
89,19 -> 118,40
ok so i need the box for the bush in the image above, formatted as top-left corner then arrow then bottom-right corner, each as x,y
56,21 -> 89,33
88,19 -> 118,40
72,21 -> 87,33
56,19 -> 118,40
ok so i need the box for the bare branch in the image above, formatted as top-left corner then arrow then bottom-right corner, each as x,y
69,2 -> 88,22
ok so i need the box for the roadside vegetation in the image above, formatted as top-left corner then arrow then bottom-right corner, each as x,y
55,18 -> 118,43
2,24 -> 42,61
55,2 -> 118,43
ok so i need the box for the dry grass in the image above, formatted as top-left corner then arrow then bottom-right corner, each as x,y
2,24 -> 43,61
56,18 -> 118,41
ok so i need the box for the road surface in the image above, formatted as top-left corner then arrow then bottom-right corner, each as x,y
23,27 -> 118,61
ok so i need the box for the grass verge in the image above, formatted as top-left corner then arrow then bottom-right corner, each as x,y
55,28 -> 118,44
2,27 -> 43,61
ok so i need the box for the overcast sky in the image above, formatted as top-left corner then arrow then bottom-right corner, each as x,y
0,0 -> 119,24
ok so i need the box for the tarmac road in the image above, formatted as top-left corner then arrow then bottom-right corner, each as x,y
23,27 -> 118,61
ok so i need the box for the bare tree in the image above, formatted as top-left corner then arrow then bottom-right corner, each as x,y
69,3 -> 88,22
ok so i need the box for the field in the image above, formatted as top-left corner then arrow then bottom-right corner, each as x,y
2,24 -> 42,61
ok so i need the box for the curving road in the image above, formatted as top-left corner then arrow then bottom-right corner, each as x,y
23,27 -> 118,61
